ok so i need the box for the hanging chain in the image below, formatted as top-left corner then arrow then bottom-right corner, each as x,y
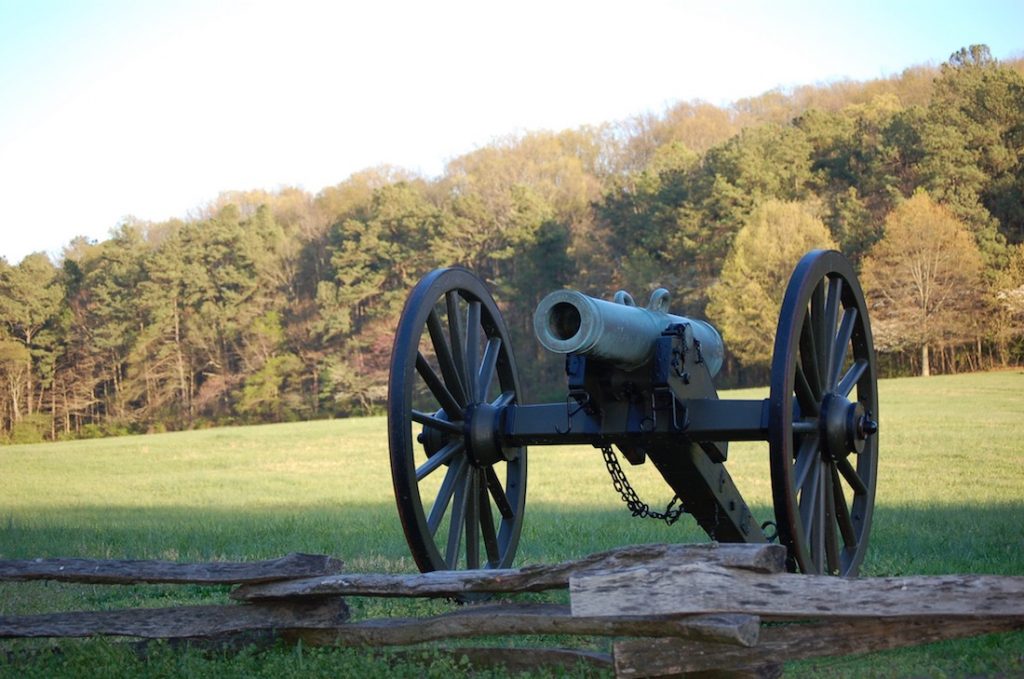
601,445 -> 686,525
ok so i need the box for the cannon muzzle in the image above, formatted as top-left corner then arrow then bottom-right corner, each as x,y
533,288 -> 724,376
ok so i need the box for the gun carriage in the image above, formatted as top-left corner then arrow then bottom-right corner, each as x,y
388,249 -> 878,576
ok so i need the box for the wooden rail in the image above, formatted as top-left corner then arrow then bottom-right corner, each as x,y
2,543 -> 1021,678
0,552 -> 343,584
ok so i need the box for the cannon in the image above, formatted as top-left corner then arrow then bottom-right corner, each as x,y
388,249 -> 878,576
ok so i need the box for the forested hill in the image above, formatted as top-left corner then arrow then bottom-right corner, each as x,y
2,45 -> 1023,443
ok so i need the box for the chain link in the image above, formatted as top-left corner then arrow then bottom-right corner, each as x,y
601,445 -> 686,525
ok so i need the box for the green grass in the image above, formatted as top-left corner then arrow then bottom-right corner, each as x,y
2,371 -> 1023,677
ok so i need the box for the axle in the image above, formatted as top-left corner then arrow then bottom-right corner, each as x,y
497,399 -> 770,448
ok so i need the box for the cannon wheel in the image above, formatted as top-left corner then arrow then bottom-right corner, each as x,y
388,267 -> 527,572
769,250 -> 878,576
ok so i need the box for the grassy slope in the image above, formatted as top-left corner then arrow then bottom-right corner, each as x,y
1,371 -> 1022,676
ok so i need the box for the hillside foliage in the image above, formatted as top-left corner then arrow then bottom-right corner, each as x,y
2,45 -> 1023,442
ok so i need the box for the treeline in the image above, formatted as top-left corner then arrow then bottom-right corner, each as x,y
2,45 -> 1023,443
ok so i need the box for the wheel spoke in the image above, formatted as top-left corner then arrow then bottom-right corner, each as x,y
465,471 -> 480,569
427,309 -> 467,407
415,440 -> 463,481
477,337 -> 501,401
427,457 -> 468,536
465,301 -> 482,402
484,467 -> 514,519
812,465 -> 827,574
478,472 -> 501,565
491,390 -> 516,409
837,358 -> 868,398
829,307 -> 858,391
810,281 -> 827,394
445,469 -> 471,568
795,362 -> 820,417
793,435 -> 819,491
822,277 -> 843,387
799,462 -> 827,574
799,311 -> 823,399
415,353 -> 462,418
799,449 -> 821,534
411,410 -> 462,435
824,464 -> 840,574
837,457 -> 868,496
446,291 -> 469,389
803,458 -> 822,511
831,465 -> 857,548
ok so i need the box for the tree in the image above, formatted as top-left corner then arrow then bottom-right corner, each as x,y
679,124 -> 818,310
0,339 -> 30,436
795,95 -> 915,261
989,244 -> 1024,364
328,181 -> 442,332
236,352 -> 305,421
132,224 -> 196,425
175,205 -> 269,418
0,253 -> 63,424
861,191 -> 984,376
919,45 -> 1024,260
706,200 -> 838,368
320,181 -> 442,412
700,124 -> 816,226
72,225 -> 149,423
615,102 -> 738,171
438,130 -> 600,288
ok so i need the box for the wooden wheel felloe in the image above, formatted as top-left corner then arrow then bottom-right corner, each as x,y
388,268 -> 527,573
769,250 -> 879,575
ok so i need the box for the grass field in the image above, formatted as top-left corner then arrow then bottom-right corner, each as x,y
1,371 -> 1022,677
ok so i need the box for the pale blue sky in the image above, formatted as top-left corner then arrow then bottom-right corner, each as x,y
1,0 -> 1022,264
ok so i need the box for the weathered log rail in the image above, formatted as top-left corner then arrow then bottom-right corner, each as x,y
231,542 -> 785,601
2,544 -> 1022,678
0,552 -> 344,585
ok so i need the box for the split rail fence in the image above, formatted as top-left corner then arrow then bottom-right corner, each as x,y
2,544 -> 1022,677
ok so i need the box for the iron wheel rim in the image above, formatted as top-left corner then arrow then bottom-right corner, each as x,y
769,250 -> 879,575
388,267 -> 527,572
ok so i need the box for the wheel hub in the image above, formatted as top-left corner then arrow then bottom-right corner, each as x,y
417,410 -> 451,458
819,393 -> 876,459
465,402 -> 505,467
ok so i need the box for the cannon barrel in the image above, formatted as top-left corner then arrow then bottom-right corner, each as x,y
533,288 -> 725,376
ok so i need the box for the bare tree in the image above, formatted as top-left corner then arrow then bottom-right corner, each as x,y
861,191 -> 984,376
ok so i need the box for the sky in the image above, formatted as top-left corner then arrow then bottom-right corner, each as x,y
1,0 -> 1022,264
